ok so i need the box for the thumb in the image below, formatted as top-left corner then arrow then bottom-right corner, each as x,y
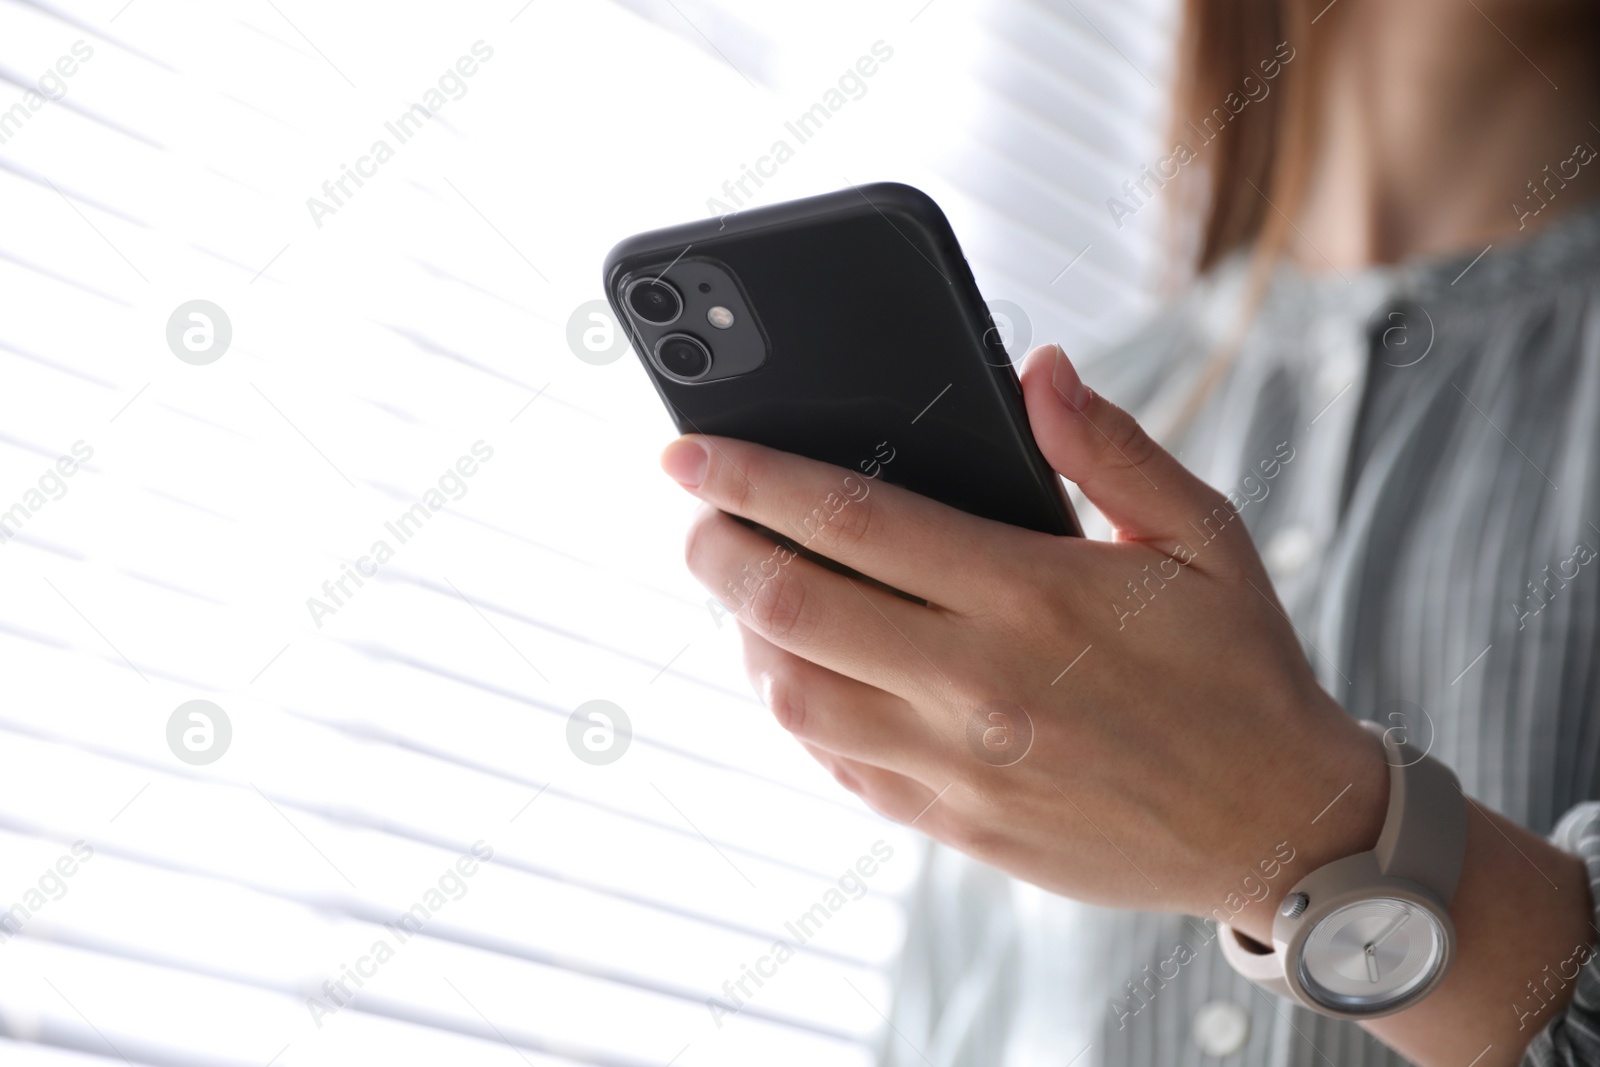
1018,343 -> 1235,551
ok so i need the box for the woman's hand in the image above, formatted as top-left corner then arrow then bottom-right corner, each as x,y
660,343 -> 1387,939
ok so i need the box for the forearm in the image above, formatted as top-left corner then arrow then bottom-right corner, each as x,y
1362,804 -> 1591,1066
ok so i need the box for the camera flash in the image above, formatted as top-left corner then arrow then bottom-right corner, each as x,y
706,306 -> 735,330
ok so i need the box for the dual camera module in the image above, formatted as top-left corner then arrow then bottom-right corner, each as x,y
618,259 -> 765,386
624,278 -> 714,380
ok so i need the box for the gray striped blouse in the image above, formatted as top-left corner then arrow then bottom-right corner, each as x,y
883,202 -> 1600,1067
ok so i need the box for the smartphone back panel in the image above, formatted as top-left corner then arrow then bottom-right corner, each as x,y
604,183 -> 1080,537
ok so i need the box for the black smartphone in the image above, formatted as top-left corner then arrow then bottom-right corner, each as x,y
603,182 -> 1080,539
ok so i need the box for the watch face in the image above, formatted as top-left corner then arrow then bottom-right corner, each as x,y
1297,898 -> 1446,1013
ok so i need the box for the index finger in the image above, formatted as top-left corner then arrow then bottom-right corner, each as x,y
659,433 -> 1024,610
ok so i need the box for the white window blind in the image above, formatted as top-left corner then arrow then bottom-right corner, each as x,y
0,1 -> 1167,1064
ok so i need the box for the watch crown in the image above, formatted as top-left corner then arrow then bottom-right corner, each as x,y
1280,892 -> 1309,919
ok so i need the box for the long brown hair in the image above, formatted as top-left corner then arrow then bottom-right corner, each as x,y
1167,0 -> 1320,273
1158,0 -> 1323,435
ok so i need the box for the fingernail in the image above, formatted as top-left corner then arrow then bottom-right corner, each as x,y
661,437 -> 709,488
1050,343 -> 1090,410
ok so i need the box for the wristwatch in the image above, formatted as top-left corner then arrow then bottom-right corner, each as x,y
1218,721 -> 1467,1018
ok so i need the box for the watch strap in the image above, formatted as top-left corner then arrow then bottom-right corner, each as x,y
1218,926 -> 1293,998
1368,721 -> 1467,905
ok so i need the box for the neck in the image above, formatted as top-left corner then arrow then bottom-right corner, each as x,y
1293,0 -> 1600,270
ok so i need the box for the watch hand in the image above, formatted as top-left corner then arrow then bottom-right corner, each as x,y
1369,910 -> 1411,953
1359,911 -> 1412,983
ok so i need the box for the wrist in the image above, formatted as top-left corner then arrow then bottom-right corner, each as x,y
1218,700 -> 1390,944
1364,803 -> 1593,1066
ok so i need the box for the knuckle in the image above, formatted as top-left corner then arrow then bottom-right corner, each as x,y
738,627 -> 773,689
1190,491 -> 1251,566
682,507 -> 719,576
858,784 -> 909,822
1000,560 -> 1046,613
825,760 -> 865,797
719,448 -> 760,514
961,541 -> 1050,626
1095,409 -> 1160,475
761,667 -> 808,735
744,562 -> 814,644
799,744 -> 862,795
811,492 -> 876,557
1199,491 -> 1240,532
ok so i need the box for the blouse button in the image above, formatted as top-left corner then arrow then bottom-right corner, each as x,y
1192,999 -> 1251,1057
1264,525 -> 1316,576
1311,321 -> 1363,401
1316,347 -> 1361,400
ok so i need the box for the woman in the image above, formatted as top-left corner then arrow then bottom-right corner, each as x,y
659,0 -> 1600,1063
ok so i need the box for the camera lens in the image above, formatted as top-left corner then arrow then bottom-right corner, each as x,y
626,278 -> 682,325
655,334 -> 712,380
